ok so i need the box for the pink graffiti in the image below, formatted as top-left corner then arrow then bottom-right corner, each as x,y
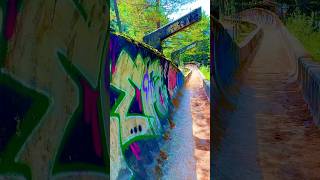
81,79 -> 102,157
168,67 -> 177,91
5,0 -> 18,40
135,87 -> 142,112
110,42 -> 117,74
130,142 -> 141,160
159,90 -> 164,105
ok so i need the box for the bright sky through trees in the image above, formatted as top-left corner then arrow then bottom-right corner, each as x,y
110,0 -> 210,65
168,0 -> 210,20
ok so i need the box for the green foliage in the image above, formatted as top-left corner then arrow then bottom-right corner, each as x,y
110,0 -> 169,41
162,11 -> 210,65
236,21 -> 256,44
199,65 -> 210,80
149,0 -> 197,16
215,0 -> 261,16
110,0 -> 210,65
286,10 -> 320,62
180,67 -> 191,76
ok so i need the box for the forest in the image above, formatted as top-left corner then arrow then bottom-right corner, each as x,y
110,0 -> 210,74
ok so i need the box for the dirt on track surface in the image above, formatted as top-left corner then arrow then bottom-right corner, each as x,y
185,65 -> 210,180
216,11 -> 320,179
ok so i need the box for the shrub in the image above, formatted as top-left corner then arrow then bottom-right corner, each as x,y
199,66 -> 210,80
286,11 -> 320,62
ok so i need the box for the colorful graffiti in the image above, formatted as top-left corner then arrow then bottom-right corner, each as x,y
0,0 -> 184,178
0,0 -> 23,68
0,0 -> 108,179
0,1 -> 49,179
52,52 -> 108,175
0,73 -> 49,179
4,0 -> 18,40
109,33 -> 184,179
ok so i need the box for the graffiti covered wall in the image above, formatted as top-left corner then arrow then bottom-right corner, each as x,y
0,0 -> 108,179
109,33 -> 184,179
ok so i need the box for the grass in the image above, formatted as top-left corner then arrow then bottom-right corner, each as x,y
180,67 -> 191,77
286,11 -> 320,62
199,66 -> 210,80
236,21 -> 256,44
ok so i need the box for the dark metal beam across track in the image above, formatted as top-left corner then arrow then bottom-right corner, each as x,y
143,7 -> 202,52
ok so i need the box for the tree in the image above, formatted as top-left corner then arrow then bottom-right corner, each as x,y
162,11 -> 210,65
110,0 -> 210,65
113,0 -> 122,32
110,0 -> 169,41
150,0 -> 197,16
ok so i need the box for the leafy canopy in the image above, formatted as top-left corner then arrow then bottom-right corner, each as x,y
110,0 -> 210,65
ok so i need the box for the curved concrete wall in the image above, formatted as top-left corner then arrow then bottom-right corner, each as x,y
212,17 -> 240,93
212,13 -> 264,166
239,8 -> 299,75
212,15 -> 263,104
269,8 -> 320,126
223,15 -> 269,64
298,57 -> 320,125
203,79 -> 210,101
184,62 -> 209,100
0,0 -> 109,179
109,33 -> 184,179
242,8 -> 320,126
239,27 -> 263,64
0,1 -> 183,179
184,69 -> 192,83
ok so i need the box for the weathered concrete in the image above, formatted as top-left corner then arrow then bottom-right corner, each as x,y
215,8 -> 320,179
0,1 -> 108,179
186,65 -> 210,180
143,7 -> 201,51
160,88 -> 197,180
196,65 -> 210,101
109,33 -> 185,179
298,57 -> 320,125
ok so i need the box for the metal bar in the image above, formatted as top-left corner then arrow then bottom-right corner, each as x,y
143,7 -> 202,51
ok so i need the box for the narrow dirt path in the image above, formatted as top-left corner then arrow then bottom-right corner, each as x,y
185,65 -> 210,180
216,12 -> 320,179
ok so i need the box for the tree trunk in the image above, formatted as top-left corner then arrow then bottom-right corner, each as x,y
157,0 -> 161,28
113,0 -> 122,32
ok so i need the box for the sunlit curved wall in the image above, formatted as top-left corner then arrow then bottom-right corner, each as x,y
109,33 -> 184,179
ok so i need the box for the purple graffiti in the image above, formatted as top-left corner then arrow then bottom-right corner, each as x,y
142,72 -> 149,99
142,71 -> 155,100
149,71 -> 154,93
5,0 -> 18,40
81,79 -> 102,157
130,142 -> 141,160
135,87 -> 142,112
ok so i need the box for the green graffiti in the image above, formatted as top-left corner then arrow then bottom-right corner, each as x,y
0,74 -> 50,180
52,51 -> 108,176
